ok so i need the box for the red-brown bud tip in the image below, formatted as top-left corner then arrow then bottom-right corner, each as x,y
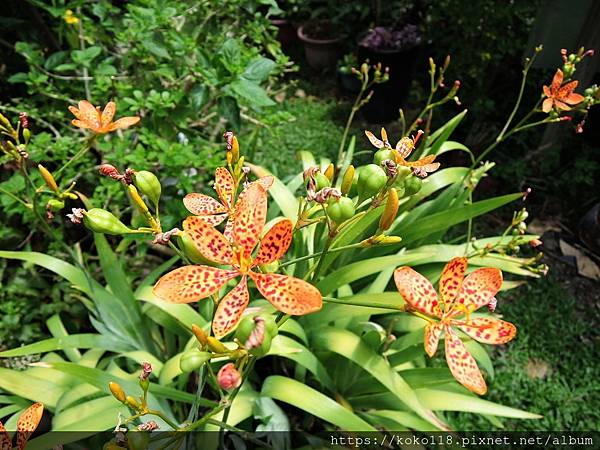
217,363 -> 242,391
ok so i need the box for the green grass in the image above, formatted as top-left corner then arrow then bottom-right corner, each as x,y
450,275 -> 600,431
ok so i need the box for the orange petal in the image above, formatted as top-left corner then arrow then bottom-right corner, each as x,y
565,92 -> 584,105
424,322 -> 443,357
365,130 -> 384,149
395,137 -> 414,158
77,100 -> 101,129
542,98 -> 554,113
212,276 -> 250,338
183,216 -> 233,265
439,257 -> 467,311
249,272 -> 322,315
393,267 -> 441,317
450,267 -> 502,316
183,193 -> 228,216
542,85 -> 552,97
444,326 -> 487,395
551,69 -> 563,91
71,119 -> 93,129
233,183 -> 267,258
214,167 -> 235,210
16,402 -> 43,450
153,265 -> 238,303
107,116 -> 140,132
253,218 -> 293,266
419,162 -> 441,174
223,217 -> 234,241
68,105 -> 82,120
456,317 -> 516,344
554,100 -> 571,111
255,176 -> 274,190
558,80 -> 578,98
0,422 -> 10,450
101,101 -> 116,127
407,155 -> 436,167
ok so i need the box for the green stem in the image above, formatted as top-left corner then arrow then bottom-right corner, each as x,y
146,409 -> 180,430
309,236 -> 333,282
279,242 -> 363,268
54,134 -> 97,179
323,296 -> 403,311
0,187 -> 31,208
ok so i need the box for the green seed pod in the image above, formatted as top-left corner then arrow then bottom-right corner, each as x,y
374,149 -> 394,166
357,164 -> 387,200
314,172 -> 331,190
178,232 -> 215,265
235,313 -> 278,357
326,196 -> 355,224
394,166 -> 412,182
83,208 -> 133,235
179,349 -> 212,372
46,198 -> 65,212
127,432 -> 150,450
403,176 -> 423,196
133,170 -> 161,206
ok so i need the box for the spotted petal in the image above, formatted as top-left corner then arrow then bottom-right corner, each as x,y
249,272 -> 322,315
183,216 -> 233,265
449,267 -> 502,317
444,326 -> 487,395
183,193 -> 228,216
405,155 -> 437,168
74,100 -> 100,129
439,257 -> 467,311
214,167 -> 235,209
153,265 -> 238,303
253,219 -> 293,266
233,183 -> 267,258
542,98 -> 554,113
456,317 -> 516,344
255,176 -> 274,190
101,101 -> 116,128
212,276 -> 250,338
394,267 -> 442,317
107,116 -> 140,132
551,69 -> 563,92
0,422 -> 10,450
71,119 -> 94,130
565,91 -> 584,105
16,402 -> 43,450
424,322 -> 443,357
365,130 -> 385,149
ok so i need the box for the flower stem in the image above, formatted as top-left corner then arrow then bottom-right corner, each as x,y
279,242 -> 363,268
54,134 -> 97,179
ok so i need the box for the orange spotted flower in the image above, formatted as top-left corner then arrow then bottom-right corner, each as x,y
542,69 -> 584,113
394,257 -> 516,395
68,100 -> 140,134
365,128 -> 440,177
0,402 -> 43,450
154,182 -> 322,338
183,167 -> 273,238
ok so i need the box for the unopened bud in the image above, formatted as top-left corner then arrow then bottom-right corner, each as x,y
128,185 -> 149,214
217,363 -> 242,391
109,382 -> 126,403
324,163 -> 335,181
19,112 -> 29,129
529,238 -> 543,248
191,324 -> 208,346
133,170 -> 161,206
140,362 -> 152,381
126,395 -> 140,410
38,164 -> 59,192
99,164 -> 122,180
207,336 -> 229,354
340,165 -> 355,195
379,188 -> 399,231
22,128 -> 31,144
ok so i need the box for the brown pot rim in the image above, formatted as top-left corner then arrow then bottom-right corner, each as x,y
297,24 -> 342,45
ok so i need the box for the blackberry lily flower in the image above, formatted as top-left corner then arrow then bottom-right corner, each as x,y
69,100 -> 140,134
394,257 -> 515,394
542,69 -> 584,113
154,183 -> 322,338
0,402 -> 44,450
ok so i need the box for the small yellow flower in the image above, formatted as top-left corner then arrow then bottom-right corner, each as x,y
63,9 -> 79,25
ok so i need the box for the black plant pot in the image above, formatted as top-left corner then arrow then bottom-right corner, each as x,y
358,44 -> 421,123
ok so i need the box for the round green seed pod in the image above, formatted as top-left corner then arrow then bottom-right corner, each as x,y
374,149 -> 394,166
235,313 -> 278,357
403,176 -> 423,196
179,349 -> 212,372
326,196 -> 355,224
357,164 -> 387,200
133,171 -> 161,206
314,172 -> 331,190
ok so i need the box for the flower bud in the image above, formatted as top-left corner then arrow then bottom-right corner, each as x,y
191,324 -> 208,346
340,165 -> 355,195
180,349 -> 213,372
38,164 -> 59,192
217,363 -> 242,391
83,208 -> 133,235
379,188 -> 399,231
22,128 -> 31,144
109,381 -> 126,403
207,336 -> 229,354
324,163 -> 335,181
126,396 -> 140,410
133,171 -> 161,206
128,185 -> 149,214
46,198 -> 65,212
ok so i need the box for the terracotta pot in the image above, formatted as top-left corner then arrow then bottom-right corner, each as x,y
297,25 -> 342,70
271,18 -> 296,47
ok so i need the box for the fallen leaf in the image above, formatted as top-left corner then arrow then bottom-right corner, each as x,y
526,359 -> 551,379
559,239 -> 600,281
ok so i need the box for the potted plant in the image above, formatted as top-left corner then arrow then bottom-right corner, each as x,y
358,23 -> 422,122
269,0 -> 299,47
337,53 -> 362,93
